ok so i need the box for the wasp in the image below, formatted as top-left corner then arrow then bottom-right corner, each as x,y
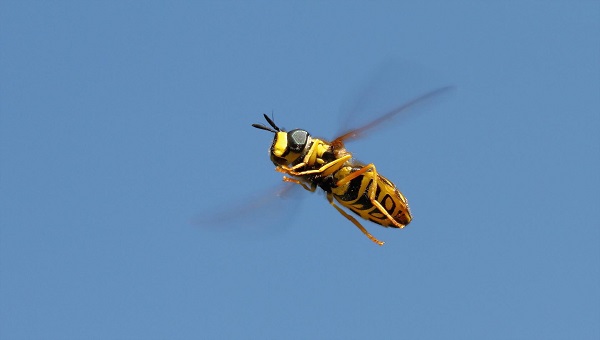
252,87 -> 451,245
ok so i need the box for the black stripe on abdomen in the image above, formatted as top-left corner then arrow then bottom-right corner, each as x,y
338,175 -> 364,202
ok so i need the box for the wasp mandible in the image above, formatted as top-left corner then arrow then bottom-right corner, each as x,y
252,87 -> 451,245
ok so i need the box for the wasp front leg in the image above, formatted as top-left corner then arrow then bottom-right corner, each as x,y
281,176 -> 317,192
277,140 -> 321,173
281,154 -> 352,178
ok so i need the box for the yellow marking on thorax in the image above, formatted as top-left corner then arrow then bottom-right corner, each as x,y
306,139 -> 329,166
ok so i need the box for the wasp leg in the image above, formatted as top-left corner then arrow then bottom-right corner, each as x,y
281,154 -> 352,177
282,176 -> 317,192
285,140 -> 329,172
336,163 -> 406,229
327,192 -> 384,246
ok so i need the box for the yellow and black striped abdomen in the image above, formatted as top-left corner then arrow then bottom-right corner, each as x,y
331,166 -> 412,228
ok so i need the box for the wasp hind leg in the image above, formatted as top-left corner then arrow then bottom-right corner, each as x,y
327,192 -> 384,246
336,163 -> 406,229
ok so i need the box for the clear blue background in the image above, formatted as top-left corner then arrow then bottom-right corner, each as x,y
1,1 -> 598,339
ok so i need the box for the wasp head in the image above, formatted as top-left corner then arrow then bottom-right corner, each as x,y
252,114 -> 311,166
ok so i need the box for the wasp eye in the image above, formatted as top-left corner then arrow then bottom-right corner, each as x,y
287,129 -> 309,152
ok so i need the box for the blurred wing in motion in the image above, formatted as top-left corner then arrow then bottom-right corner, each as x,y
333,86 -> 454,145
191,182 -> 304,233
334,60 -> 454,146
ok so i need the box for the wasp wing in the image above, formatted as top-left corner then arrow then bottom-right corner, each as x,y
333,86 -> 453,146
191,181 -> 303,232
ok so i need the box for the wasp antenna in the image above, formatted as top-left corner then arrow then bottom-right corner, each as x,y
252,123 -> 276,133
263,113 -> 280,132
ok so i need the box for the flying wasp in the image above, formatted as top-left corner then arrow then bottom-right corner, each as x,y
252,87 -> 451,245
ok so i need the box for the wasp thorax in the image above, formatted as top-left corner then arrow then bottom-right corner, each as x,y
270,130 -> 311,166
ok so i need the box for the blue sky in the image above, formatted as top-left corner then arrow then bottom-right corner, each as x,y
1,1 -> 598,339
